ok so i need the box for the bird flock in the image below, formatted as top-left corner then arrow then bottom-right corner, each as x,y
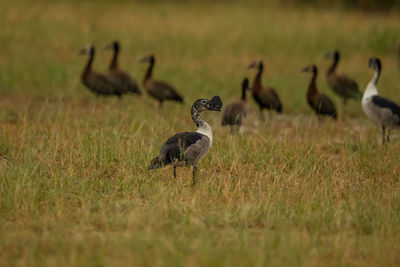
79,41 -> 400,185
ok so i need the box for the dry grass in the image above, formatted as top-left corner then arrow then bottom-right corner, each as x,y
0,1 -> 400,266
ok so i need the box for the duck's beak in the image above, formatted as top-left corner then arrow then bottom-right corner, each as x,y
324,51 -> 333,59
247,62 -> 257,69
207,96 -> 223,111
105,43 -> 113,50
301,66 -> 309,73
368,58 -> 374,68
139,57 -> 148,63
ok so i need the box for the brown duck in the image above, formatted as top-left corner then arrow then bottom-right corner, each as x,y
140,54 -> 183,109
105,41 -> 141,96
248,61 -> 282,118
302,64 -> 337,120
325,50 -> 361,104
79,45 -> 122,97
221,78 -> 250,132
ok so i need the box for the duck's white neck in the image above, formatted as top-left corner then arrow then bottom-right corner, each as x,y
196,121 -> 213,143
371,69 -> 380,86
191,106 -> 213,143
363,70 -> 380,100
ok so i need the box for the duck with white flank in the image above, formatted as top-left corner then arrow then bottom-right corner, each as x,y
302,64 -> 337,120
221,78 -> 250,133
105,41 -> 141,96
248,61 -> 282,118
140,54 -> 183,109
79,45 -> 123,97
149,96 -> 223,186
362,58 -> 400,143
325,50 -> 361,104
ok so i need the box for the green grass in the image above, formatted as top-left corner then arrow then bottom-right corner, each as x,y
1,1 -> 400,266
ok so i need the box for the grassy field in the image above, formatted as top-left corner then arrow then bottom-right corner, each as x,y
1,1 -> 400,266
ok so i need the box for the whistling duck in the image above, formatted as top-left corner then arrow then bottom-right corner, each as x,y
79,45 -> 122,97
221,78 -> 250,132
140,54 -> 183,109
149,96 -> 223,186
325,50 -> 361,104
362,58 -> 400,143
248,61 -> 282,117
105,41 -> 141,96
302,64 -> 337,120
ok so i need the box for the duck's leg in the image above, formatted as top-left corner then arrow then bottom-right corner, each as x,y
192,166 -> 198,186
387,128 -> 391,143
238,125 -> 245,135
268,110 -> 273,122
382,126 -> 386,144
230,125 -> 237,135
173,166 -> 177,178
342,97 -> 347,106
233,125 -> 240,134
159,101 -> 163,110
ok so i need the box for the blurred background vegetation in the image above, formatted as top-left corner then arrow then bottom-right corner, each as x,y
94,0 -> 400,10
54,0 -> 400,11
1,0 -> 400,266
284,0 -> 399,10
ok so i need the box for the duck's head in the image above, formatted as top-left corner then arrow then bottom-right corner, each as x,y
105,40 -> 120,51
139,54 -> 155,65
192,96 -> 223,112
247,60 -> 263,72
368,57 -> 381,71
78,45 -> 94,55
325,49 -> 339,60
301,64 -> 317,74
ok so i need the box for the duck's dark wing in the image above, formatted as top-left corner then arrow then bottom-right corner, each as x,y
83,72 -> 121,96
313,94 -> 337,119
372,95 -> 400,119
256,87 -> 282,112
221,101 -> 246,126
109,70 -> 141,95
328,74 -> 361,99
146,80 -> 183,102
149,132 -> 203,169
